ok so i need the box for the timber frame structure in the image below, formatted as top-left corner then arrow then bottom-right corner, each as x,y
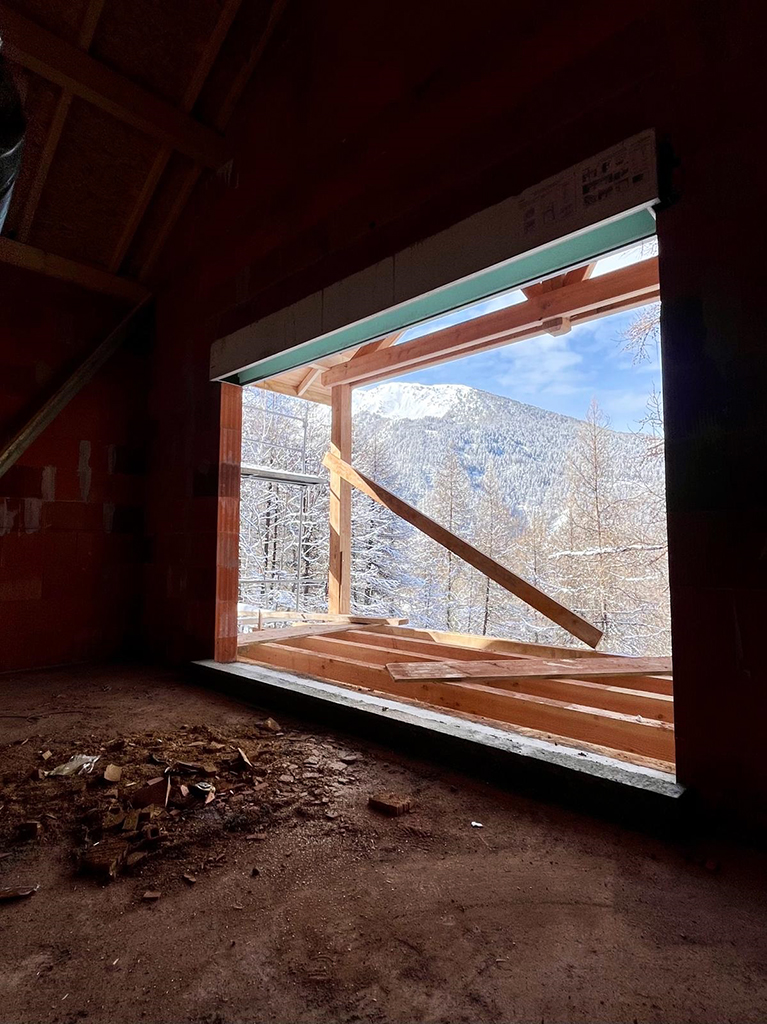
237,252 -> 672,771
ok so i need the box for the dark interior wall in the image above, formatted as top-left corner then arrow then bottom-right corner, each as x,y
11,0 -> 754,811
0,266 -> 148,672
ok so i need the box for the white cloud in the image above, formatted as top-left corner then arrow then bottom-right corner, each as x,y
497,334 -> 590,397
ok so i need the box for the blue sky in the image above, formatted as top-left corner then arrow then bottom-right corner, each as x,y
371,244 -> 661,433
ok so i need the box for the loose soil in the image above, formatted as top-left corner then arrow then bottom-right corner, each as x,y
1,663 -> 766,1023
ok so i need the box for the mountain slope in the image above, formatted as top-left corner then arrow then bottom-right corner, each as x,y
351,382 -> 658,522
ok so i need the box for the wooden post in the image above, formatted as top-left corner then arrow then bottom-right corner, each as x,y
328,384 -> 352,614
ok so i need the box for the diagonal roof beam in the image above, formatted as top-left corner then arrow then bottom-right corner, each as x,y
138,0 -> 290,280
108,0 -> 243,272
321,258 -> 659,389
0,3 -> 230,169
16,0 -> 106,243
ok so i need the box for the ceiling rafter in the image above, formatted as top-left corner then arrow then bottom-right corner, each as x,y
15,0 -> 106,243
0,3 -> 230,169
0,235 -> 149,302
108,0 -> 244,273
138,0 -> 290,281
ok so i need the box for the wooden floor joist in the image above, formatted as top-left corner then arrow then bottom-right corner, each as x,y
237,620 -> 675,765
240,640 -> 674,761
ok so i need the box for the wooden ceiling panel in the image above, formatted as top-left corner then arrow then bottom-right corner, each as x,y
2,0 -> 92,45
27,97 -> 163,267
1,67 -> 61,238
88,0 -> 225,107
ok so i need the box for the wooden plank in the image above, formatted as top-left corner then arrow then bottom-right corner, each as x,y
288,634 -> 446,666
0,236 -> 149,302
339,628 -> 530,661
0,297 -> 152,481
240,641 -> 674,761
377,624 -> 617,660
108,0 -> 242,271
382,657 -> 673,721
322,451 -> 603,649
237,621 -> 377,647
239,611 -> 408,625
0,3 -> 229,169
16,0 -> 105,242
321,260 -> 659,389
387,656 -> 672,682
327,386 -> 352,614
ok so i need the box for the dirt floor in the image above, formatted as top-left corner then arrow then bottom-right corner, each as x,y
1,664 -> 767,1024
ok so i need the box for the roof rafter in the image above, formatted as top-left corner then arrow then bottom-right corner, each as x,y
16,0 -> 106,243
0,3 -> 230,169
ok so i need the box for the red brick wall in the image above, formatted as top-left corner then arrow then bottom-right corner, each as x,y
0,265 -> 148,672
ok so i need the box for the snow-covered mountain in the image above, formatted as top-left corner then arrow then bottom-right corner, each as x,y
349,382 -> 658,524
354,382 -> 475,420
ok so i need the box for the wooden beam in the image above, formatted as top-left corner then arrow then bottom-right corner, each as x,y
288,634 -> 445,666
237,621 -> 374,647
296,365 -> 323,396
377,624 -> 617,661
0,236 -> 149,302
322,451 -> 603,648
240,611 -> 408,625
0,3 -> 229,169
327,386 -> 352,614
16,0 -> 105,242
241,641 -> 674,761
322,259 -> 659,389
339,628 -> 531,662
347,331 -> 402,361
0,297 -> 152,481
387,656 -> 672,683
139,0 -> 289,280
108,0 -> 243,272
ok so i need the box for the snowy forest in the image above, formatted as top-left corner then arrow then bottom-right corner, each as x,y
239,326 -> 670,658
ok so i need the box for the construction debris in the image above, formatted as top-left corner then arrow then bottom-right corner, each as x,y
231,748 -> 253,771
18,820 -> 42,841
142,890 -> 161,901
81,839 -> 129,881
368,793 -> 413,817
47,754 -> 100,777
131,776 -> 170,809
41,750 -> 52,761
103,764 -> 122,784
0,885 -> 39,902
262,718 -> 281,733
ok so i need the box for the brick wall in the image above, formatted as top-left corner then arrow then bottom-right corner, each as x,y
0,265 -> 149,672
